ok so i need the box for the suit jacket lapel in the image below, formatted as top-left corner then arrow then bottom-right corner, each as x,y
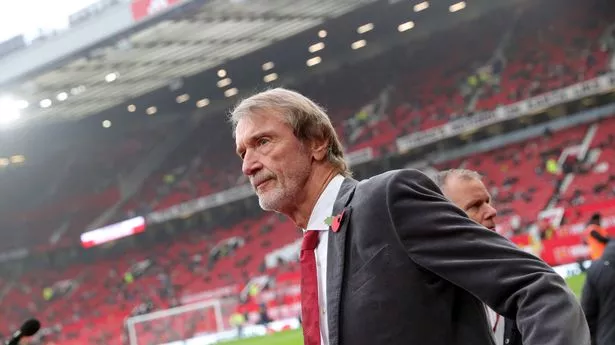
326,177 -> 357,345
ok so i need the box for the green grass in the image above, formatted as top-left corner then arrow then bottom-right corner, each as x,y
220,329 -> 303,345
222,274 -> 587,345
566,273 -> 586,299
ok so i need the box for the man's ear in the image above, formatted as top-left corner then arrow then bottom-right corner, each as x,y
310,138 -> 329,161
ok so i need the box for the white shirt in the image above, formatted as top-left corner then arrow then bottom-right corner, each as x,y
485,305 -> 504,345
303,174 -> 345,345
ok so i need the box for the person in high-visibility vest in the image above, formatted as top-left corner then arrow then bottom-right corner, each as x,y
583,213 -> 610,260
229,311 -> 246,338
43,287 -> 53,301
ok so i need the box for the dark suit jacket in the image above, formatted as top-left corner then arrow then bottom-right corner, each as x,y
504,318 -> 522,345
325,169 -> 589,345
581,241 -> 615,345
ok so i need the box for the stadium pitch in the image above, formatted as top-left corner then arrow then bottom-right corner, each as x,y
221,328 -> 303,345
566,272 -> 586,299
222,273 -> 587,345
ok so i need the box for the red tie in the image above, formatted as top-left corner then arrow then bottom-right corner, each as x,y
301,231 -> 321,345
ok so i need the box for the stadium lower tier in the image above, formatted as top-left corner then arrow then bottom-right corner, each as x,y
2,195 -> 612,345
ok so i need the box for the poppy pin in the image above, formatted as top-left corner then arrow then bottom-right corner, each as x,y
324,209 -> 347,233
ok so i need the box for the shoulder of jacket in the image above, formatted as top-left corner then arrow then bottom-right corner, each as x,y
361,169 -> 428,185
352,169 -> 434,202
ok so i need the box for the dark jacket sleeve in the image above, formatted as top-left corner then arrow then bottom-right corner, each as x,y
504,319 -> 522,345
581,270 -> 599,345
385,169 -> 590,345
590,230 -> 609,244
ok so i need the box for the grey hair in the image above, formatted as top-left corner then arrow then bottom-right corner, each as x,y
229,87 -> 352,177
434,169 -> 483,189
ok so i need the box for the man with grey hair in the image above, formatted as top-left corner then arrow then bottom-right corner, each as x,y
436,168 -> 521,345
230,87 -> 589,345
434,169 -> 497,231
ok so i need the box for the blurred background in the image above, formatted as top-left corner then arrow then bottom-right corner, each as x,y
0,0 -> 614,344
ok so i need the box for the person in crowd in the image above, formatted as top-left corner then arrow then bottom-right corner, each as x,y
539,218 -> 557,241
581,239 -> 615,345
258,303 -> 272,325
435,169 -> 521,345
229,308 -> 246,339
583,213 -> 610,260
229,87 -> 589,345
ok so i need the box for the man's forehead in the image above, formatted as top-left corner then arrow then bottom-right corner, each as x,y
446,176 -> 489,198
234,110 -> 288,144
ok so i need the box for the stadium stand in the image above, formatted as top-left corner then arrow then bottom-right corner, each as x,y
0,210 -> 301,345
336,11 -> 512,154
121,119 -> 241,219
475,0 -> 615,110
0,115 -> 609,345
0,0 -> 613,344
554,117 -> 615,224
118,0 -> 615,224
0,127 -> 169,251
437,124 -> 591,235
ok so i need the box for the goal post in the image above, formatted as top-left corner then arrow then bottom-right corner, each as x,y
125,298 -> 235,345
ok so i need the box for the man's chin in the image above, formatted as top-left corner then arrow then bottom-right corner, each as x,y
257,195 -> 281,212
259,203 -> 275,212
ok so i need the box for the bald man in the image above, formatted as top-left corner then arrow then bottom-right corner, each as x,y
435,169 -> 521,345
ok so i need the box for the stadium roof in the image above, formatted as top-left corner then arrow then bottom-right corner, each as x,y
0,0 -> 377,126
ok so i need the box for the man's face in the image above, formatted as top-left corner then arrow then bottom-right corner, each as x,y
442,176 -> 497,231
235,110 -> 313,212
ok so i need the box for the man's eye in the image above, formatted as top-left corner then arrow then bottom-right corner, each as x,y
257,138 -> 269,146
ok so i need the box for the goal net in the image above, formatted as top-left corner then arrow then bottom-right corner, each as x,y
125,298 -> 238,345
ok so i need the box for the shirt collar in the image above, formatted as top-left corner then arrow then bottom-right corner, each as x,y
304,174 -> 345,231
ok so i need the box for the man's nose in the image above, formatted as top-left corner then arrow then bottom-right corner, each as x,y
242,150 -> 262,176
484,204 -> 497,220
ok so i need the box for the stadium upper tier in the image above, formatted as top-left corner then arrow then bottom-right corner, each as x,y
475,1 -> 613,110
114,0 -> 615,231
0,126 -> 169,252
0,0 -> 614,253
